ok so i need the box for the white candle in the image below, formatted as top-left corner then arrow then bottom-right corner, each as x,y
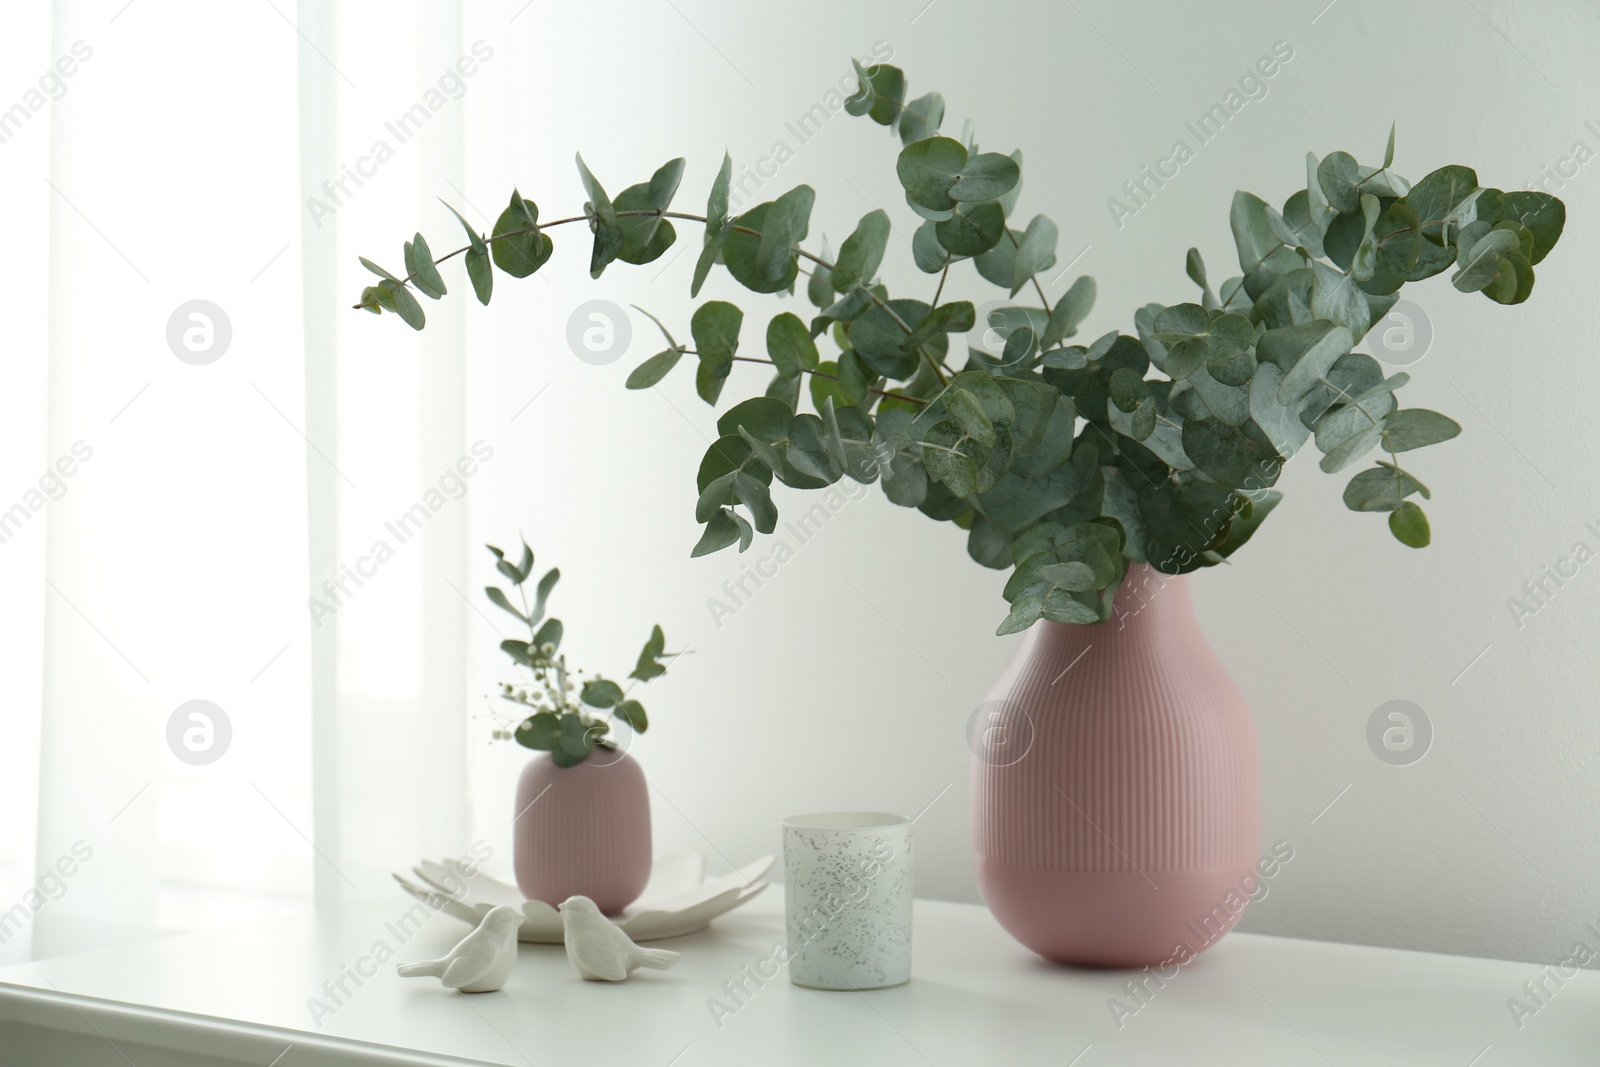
781,811 -> 913,990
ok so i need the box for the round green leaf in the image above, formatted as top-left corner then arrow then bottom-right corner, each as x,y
723,201 -> 800,294
833,210 -> 891,292
1389,501 -> 1430,548
897,136 -> 968,211
766,312 -> 818,378
936,200 -> 1006,256
952,152 -> 1021,203
1181,418 -> 1283,489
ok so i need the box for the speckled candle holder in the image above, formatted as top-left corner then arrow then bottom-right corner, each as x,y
781,812 -> 913,990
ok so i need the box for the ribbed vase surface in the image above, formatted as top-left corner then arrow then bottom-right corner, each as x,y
513,748 -> 651,915
973,565 -> 1260,966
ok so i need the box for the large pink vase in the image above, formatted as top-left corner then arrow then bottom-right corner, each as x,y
513,748 -> 651,915
973,565 -> 1260,967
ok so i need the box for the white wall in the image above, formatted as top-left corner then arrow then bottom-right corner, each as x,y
438,0 -> 1600,967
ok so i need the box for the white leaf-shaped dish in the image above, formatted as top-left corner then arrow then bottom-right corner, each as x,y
392,847 -> 773,943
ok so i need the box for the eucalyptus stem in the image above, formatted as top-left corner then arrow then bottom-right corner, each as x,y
363,208 -> 836,306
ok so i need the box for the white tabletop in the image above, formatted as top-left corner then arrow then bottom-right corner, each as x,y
0,895 -> 1595,1066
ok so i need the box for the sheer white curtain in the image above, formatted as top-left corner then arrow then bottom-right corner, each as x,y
0,0 -> 473,965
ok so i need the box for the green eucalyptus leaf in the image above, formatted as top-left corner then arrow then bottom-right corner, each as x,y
1248,363 -> 1311,455
361,257 -> 401,282
1043,276 -> 1096,347
882,454 -> 928,507
1404,164 -> 1479,245
1389,500 -> 1430,548
953,152 -> 1021,203
515,712 -> 561,751
1478,189 -> 1565,264
1316,151 -> 1363,214
630,625 -> 669,682
833,210 -> 891,292
946,388 -> 996,447
756,185 -> 816,282
848,61 -> 905,125
1276,325 -> 1354,406
921,421 -> 979,497
766,312 -> 818,378
1213,490 -> 1282,558
936,200 -> 1006,256
1182,418 -> 1283,489
614,699 -> 648,733
807,236 -> 835,308
695,472 -> 737,523
691,226 -> 728,298
723,201 -> 800,294
1318,420 -> 1386,473
1382,408 -> 1461,451
382,281 -> 426,330
485,585 -> 527,623
705,151 -> 732,241
912,219 -> 952,273
1230,191 -> 1302,275
734,471 -> 777,533
1343,463 -> 1428,512
901,300 -> 975,351
528,568 -> 559,625
717,395 -> 792,443
691,301 -> 743,405
1452,224 -> 1523,293
532,617 -> 563,655
1186,247 -> 1216,306
491,192 -> 553,279
613,183 -> 677,265
626,348 -> 684,389
1311,261 -> 1371,338
1009,215 -> 1059,295
464,248 -> 492,305
693,509 -> 740,557
575,154 -> 625,277
405,233 -> 447,299
809,354 -> 871,411
648,157 -> 685,211
967,515 -> 1013,569
899,91 -> 945,144
996,149 -> 1025,218
850,298 -> 931,380
898,136 -> 969,211
785,413 -> 844,483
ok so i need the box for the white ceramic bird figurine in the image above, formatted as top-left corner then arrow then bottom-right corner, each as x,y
396,905 -> 522,992
559,895 -> 681,981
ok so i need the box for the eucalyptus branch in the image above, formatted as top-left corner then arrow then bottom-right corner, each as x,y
358,61 -> 1565,631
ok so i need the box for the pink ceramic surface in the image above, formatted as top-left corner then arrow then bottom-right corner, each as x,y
513,748 -> 651,915
973,564 -> 1261,967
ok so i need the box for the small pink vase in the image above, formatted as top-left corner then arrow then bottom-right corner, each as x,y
512,747 -> 651,915
973,565 -> 1260,967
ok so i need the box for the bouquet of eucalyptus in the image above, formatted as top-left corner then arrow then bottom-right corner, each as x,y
362,61 -> 1565,634
484,540 -> 674,767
